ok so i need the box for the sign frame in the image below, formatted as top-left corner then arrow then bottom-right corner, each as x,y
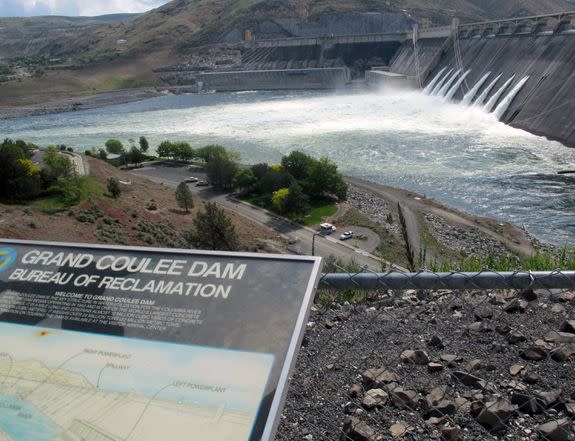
0,238 -> 323,441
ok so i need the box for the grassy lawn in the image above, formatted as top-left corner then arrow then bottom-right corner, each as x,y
240,194 -> 337,226
35,176 -> 104,213
303,201 -> 338,226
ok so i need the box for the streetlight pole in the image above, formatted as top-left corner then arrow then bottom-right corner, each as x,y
312,232 -> 321,256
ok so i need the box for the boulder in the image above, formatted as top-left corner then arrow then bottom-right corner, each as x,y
559,320 -> 575,334
551,346 -> 574,362
425,400 -> 456,418
342,417 -> 383,441
361,368 -> 401,387
538,419 -> 571,441
476,398 -> 516,432
362,388 -> 389,409
426,386 -> 448,407
389,422 -> 411,439
520,346 -> 547,361
400,349 -> 430,365
452,371 -> 485,389
390,388 -> 419,410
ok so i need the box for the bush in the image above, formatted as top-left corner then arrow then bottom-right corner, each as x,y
107,177 -> 121,199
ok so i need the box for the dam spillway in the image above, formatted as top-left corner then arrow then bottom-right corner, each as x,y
390,12 -> 575,148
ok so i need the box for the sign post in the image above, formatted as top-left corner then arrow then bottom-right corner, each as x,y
0,239 -> 322,441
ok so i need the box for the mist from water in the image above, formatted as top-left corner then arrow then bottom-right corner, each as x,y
1,87 -> 574,244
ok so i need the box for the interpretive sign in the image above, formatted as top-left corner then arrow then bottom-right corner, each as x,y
0,239 -> 322,441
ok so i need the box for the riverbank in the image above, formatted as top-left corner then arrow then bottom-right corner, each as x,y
333,177 -> 548,270
0,87 -> 164,120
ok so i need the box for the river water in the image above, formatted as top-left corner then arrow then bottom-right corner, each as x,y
1,89 -> 574,245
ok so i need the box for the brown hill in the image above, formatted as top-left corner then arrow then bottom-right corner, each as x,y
0,157 -> 278,252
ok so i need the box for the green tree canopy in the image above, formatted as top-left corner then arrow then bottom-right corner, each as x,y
185,202 -> 239,251
139,136 -> 149,153
206,156 -> 238,190
0,139 -> 42,201
157,141 -> 175,159
284,181 -> 309,215
175,182 -> 194,213
272,188 -> 289,214
281,150 -> 314,181
105,139 -> 124,155
305,157 -> 348,201
232,169 -> 257,192
44,146 -> 74,181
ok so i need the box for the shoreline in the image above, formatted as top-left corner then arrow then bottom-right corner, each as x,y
0,87 -> 166,120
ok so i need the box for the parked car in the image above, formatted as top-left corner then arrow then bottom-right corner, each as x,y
319,223 -> 337,234
196,180 -> 209,186
339,231 -> 354,241
185,177 -> 198,183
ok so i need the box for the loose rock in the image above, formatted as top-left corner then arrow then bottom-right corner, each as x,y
400,349 -> 430,365
342,417 -> 383,441
537,418 -> 571,441
520,346 -> 547,361
476,398 -> 516,432
362,388 -> 389,409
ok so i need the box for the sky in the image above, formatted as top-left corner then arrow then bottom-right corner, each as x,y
0,0 -> 171,17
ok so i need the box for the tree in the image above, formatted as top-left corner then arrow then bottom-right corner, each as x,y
284,181 -> 309,215
206,155 -> 238,190
129,146 -> 144,167
139,136 -> 149,153
98,149 -> 108,160
196,145 -> 229,163
257,167 -> 292,194
232,169 -> 257,193
185,202 -> 239,251
250,163 -> 270,181
105,139 -> 124,155
157,141 -> 175,159
44,146 -> 74,181
107,177 -> 121,199
175,182 -> 194,213
305,157 -> 348,201
0,140 -> 42,201
172,142 -> 194,162
272,188 -> 289,214
281,150 -> 314,181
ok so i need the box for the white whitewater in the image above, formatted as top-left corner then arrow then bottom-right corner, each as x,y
462,72 -> 491,106
430,68 -> 454,96
445,69 -> 471,101
493,76 -> 530,119
437,69 -> 462,97
484,75 -> 516,113
473,74 -> 502,106
423,67 -> 447,95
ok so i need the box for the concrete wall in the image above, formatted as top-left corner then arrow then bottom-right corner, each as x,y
366,70 -> 418,89
196,68 -> 350,91
425,33 -> 575,148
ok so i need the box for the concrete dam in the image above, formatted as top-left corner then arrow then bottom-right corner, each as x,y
390,12 -> 575,148
182,11 -> 575,148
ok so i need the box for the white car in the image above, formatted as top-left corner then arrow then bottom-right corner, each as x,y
339,231 -> 354,241
185,177 -> 198,183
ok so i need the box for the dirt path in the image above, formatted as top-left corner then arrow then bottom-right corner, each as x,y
346,176 -> 536,257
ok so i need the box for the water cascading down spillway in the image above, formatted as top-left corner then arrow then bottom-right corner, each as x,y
423,67 -> 447,95
430,68 -> 454,96
484,75 -> 516,113
437,69 -> 462,97
473,74 -> 503,106
422,67 -> 529,121
461,72 -> 491,106
445,70 -> 471,101
493,76 -> 530,119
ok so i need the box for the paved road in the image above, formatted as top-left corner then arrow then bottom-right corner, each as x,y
130,163 -> 386,271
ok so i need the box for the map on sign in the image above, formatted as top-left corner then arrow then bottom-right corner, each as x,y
0,322 -> 273,441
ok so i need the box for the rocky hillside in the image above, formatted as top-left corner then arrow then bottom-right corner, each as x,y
2,0 -> 572,61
